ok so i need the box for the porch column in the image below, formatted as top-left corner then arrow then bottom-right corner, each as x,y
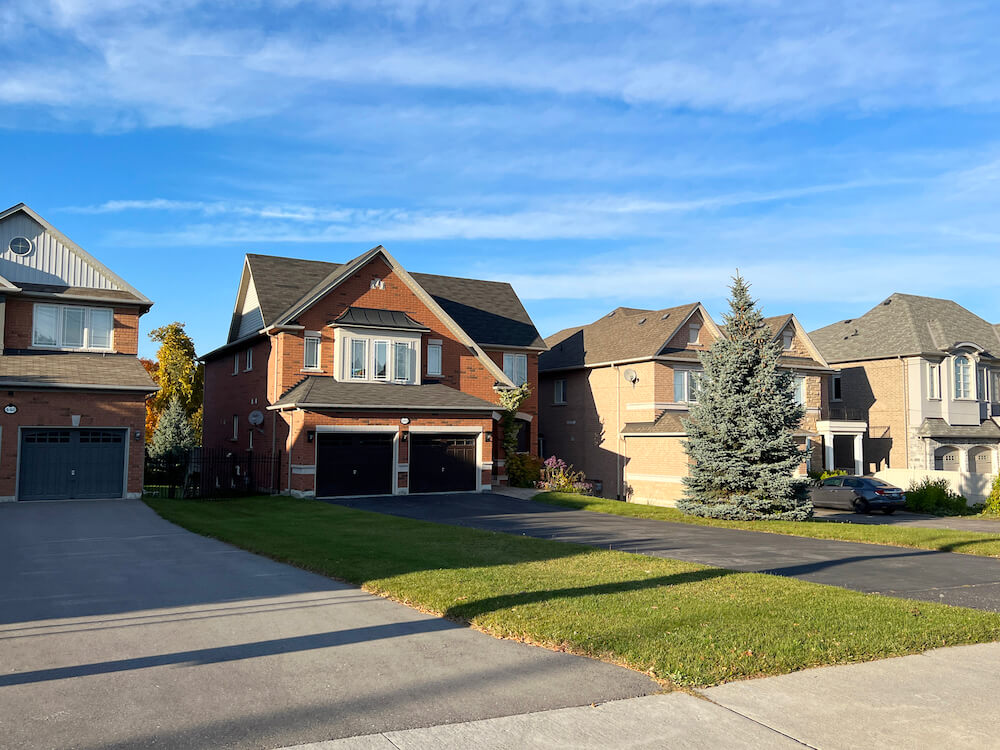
824,433 -> 834,472
853,433 -> 864,476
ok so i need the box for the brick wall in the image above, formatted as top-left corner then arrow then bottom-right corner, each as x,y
203,337 -> 279,455
0,390 -> 147,498
623,435 -> 688,506
837,357 -> 909,471
4,297 -> 142,355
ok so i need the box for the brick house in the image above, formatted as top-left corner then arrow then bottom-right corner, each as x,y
538,304 -> 835,505
0,203 -> 156,501
810,293 -> 1000,477
201,245 -> 544,496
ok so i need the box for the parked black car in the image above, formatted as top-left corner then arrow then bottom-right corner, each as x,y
810,476 -> 907,514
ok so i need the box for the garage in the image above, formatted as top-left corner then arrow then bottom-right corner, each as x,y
410,434 -> 479,494
19,428 -> 127,501
315,432 -> 394,497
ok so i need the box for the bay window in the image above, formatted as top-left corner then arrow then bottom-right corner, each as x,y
394,342 -> 412,381
339,332 -> 419,384
373,340 -> 388,380
350,339 -> 368,379
503,353 -> 528,386
33,304 -> 113,350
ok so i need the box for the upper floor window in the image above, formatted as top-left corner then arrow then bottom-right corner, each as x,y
245,348 -> 253,372
793,376 -> 806,406
427,341 -> 442,376
350,339 -> 368,379
782,330 -> 794,350
304,336 -> 321,370
927,362 -> 941,400
504,353 -> 528,386
831,372 -> 842,401
341,333 -> 416,384
992,371 -> 1000,404
688,323 -> 701,345
233,353 -> 239,375
674,369 -> 701,403
954,356 -> 972,399
33,304 -> 112,350
554,378 -> 567,404
394,342 -> 412,382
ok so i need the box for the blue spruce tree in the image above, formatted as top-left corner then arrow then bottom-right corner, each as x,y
148,396 -> 196,461
677,275 -> 812,520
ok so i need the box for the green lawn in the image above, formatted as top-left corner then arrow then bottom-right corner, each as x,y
147,495 -> 1000,688
533,492 -> 1000,558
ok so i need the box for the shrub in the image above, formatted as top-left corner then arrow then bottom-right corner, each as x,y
984,475 -> 1000,516
536,456 -> 593,494
905,477 -> 973,516
506,453 -> 544,488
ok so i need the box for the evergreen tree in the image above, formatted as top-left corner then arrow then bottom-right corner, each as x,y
148,397 -> 196,460
677,275 -> 812,521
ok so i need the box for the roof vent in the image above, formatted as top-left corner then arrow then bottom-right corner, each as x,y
661,313 -> 670,320
608,311 -> 616,317
882,298 -> 892,306
842,319 -> 852,324
638,317 -> 646,325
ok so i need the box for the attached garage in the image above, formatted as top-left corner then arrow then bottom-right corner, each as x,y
19,428 -> 128,501
410,433 -> 479,494
315,432 -> 395,497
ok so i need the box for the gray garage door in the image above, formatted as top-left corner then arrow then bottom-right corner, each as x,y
20,429 -> 127,501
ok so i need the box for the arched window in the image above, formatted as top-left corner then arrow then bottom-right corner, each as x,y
954,356 -> 972,399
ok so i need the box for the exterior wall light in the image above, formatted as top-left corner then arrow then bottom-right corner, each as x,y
307,430 -> 315,443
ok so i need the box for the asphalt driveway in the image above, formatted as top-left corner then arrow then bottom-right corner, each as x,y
0,500 -> 656,750
333,493 -> 1000,611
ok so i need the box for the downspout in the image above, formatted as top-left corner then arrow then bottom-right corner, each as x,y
899,356 -> 909,469
615,363 -> 621,500
271,334 -> 279,492
286,408 -> 296,495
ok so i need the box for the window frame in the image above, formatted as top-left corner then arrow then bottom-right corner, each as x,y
674,369 -> 701,403
954,355 -> 973,400
303,335 -> 321,371
32,303 -> 114,352
831,372 -> 842,402
688,323 -> 701,345
782,330 -> 794,351
232,414 -> 239,441
350,339 -> 369,380
245,348 -> 253,372
393,341 -> 412,382
426,342 -> 442,376
554,378 -> 567,405
927,362 -> 941,400
373,340 -> 389,380
503,353 -> 528,386
793,376 -> 806,406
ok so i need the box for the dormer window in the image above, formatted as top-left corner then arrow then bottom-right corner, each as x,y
688,323 -> 701,345
33,304 -> 113,351
954,355 -> 972,399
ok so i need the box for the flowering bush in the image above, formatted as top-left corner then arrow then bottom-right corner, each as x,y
535,456 -> 593,494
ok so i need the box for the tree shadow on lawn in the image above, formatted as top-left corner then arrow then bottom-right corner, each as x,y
444,568 -> 732,621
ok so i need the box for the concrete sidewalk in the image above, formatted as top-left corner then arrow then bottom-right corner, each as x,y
282,641 -> 1000,749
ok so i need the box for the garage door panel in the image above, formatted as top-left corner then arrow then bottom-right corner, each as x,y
411,434 -> 478,494
316,433 -> 394,497
20,429 -> 126,501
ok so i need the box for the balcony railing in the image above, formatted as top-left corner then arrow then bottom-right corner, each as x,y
827,405 -> 868,422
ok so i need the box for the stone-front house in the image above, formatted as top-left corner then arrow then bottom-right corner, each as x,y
0,203 -> 157,501
201,245 -> 544,497
538,304 -> 835,505
810,293 -> 1000,476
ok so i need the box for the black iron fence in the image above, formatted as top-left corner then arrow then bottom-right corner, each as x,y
145,448 -> 280,499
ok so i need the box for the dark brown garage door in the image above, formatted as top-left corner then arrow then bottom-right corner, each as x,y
315,433 -> 394,497
19,429 -> 127,501
410,434 -> 478,494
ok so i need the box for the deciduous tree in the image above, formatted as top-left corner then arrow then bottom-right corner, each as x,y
146,323 -> 203,443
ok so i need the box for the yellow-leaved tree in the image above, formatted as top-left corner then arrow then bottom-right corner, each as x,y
146,322 -> 204,445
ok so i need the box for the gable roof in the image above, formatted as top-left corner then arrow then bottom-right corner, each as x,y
809,293 -> 1000,363
236,252 -> 544,350
0,204 -> 151,306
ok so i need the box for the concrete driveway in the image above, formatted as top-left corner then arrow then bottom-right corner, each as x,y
333,493 -> 1000,611
0,500 -> 656,750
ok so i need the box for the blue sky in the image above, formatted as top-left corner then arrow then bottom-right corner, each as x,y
4,0 -> 1000,359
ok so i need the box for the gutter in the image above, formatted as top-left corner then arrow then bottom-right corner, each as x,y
0,381 -> 160,392
268,402 -> 497,412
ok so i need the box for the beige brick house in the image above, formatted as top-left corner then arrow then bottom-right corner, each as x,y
538,304 -> 835,505
810,293 -> 1000,479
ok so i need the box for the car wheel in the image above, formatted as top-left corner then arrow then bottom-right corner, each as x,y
883,508 -> 896,515
853,498 -> 870,514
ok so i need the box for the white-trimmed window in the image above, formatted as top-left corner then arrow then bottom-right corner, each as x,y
831,372 -> 842,401
373,340 -> 389,380
32,304 -> 113,350
245,348 -> 253,371
928,362 -> 941,400
554,378 -> 567,404
394,342 -> 414,382
979,367 -> 988,402
350,339 -> 368,379
688,323 -> 701,345
674,369 -> 701,403
793,376 -> 806,406
954,356 -> 972,399
427,342 -> 442,376
304,336 -> 321,370
232,414 -> 239,441
782,330 -> 794,350
504,353 -> 528,386
992,371 -> 1000,404
232,354 -> 239,375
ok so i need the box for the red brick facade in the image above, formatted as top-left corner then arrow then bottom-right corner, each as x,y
203,253 -> 540,496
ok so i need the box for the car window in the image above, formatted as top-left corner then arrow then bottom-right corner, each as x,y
821,477 -> 843,487
844,477 -> 863,488
867,479 -> 891,487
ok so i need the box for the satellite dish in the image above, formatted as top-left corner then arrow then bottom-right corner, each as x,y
248,410 -> 264,426
623,368 -> 638,384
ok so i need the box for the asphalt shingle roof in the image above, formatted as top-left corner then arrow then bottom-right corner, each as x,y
0,353 -> 157,390
810,293 -> 1000,363
622,411 -> 688,434
244,253 -> 543,349
15,283 -> 146,304
333,307 -> 429,331
272,376 -> 499,411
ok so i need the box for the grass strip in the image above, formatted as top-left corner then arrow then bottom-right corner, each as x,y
148,495 -> 1000,688
533,492 -> 1000,558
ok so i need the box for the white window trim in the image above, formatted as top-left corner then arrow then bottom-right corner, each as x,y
373,339 -> 390,380
232,354 -> 239,375
554,378 -> 567,405
350,338 -> 369,380
503,353 -> 528,386
232,414 -> 239,441
32,303 -> 114,352
674,368 -> 701,403
245,348 -> 253,372
427,342 -> 443,376
333,326 -> 422,384
303,335 -> 322,371
954,355 -> 974,400
927,362 -> 941,401
793,375 -> 806,406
